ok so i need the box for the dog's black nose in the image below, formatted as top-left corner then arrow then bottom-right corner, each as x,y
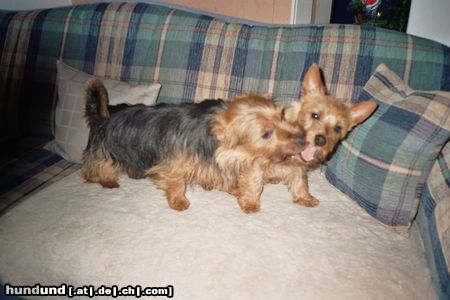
315,134 -> 327,146
296,133 -> 306,146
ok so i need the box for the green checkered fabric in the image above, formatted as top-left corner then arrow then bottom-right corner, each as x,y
324,64 -> 450,297
417,143 -> 450,299
325,64 -> 450,235
0,137 -> 79,213
1,2 -> 449,139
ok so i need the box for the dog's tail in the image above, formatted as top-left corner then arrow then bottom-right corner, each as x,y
85,79 -> 110,127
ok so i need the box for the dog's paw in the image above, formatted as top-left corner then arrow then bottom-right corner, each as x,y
100,180 -> 120,189
238,199 -> 261,214
293,196 -> 319,207
168,197 -> 190,211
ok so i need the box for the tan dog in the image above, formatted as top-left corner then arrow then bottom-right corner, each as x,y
82,79 -> 305,213
263,64 -> 378,207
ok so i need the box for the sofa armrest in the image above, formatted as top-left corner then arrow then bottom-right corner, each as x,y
416,141 -> 450,298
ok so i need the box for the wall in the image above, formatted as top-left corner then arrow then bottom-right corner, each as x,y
73,0 -> 292,24
152,0 -> 291,23
407,0 -> 450,47
0,0 -> 333,25
72,0 -> 290,24
0,0 -> 71,10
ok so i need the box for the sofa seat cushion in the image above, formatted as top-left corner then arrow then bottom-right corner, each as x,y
0,170 -> 436,299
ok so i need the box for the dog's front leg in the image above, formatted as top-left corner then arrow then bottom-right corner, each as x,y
237,164 -> 263,213
151,172 -> 191,211
288,170 -> 319,207
163,177 -> 191,211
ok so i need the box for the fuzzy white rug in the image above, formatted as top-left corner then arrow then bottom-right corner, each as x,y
0,170 -> 436,300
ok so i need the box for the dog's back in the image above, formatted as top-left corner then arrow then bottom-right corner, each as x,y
85,84 -> 227,177
108,100 -> 226,171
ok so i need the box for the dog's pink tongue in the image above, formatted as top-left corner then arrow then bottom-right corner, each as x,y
301,144 -> 316,162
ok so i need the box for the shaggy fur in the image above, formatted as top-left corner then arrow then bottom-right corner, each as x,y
82,79 -> 305,213
263,64 -> 378,207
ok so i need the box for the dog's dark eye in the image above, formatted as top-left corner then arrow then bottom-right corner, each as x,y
334,125 -> 342,134
311,113 -> 320,120
262,131 -> 273,139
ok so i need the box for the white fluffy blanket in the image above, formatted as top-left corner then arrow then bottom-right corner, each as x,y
0,170 -> 436,300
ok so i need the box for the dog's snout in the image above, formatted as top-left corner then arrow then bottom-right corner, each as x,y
314,134 -> 327,147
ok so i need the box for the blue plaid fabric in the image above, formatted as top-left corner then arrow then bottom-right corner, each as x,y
1,3 -> 449,140
325,64 -> 450,298
325,64 -> 450,235
417,144 -> 450,299
0,137 -> 79,213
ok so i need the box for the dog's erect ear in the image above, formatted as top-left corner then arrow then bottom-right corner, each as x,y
283,102 -> 301,122
302,64 -> 327,96
349,100 -> 378,128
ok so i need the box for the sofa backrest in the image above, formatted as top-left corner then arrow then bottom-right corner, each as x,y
1,2 -> 449,139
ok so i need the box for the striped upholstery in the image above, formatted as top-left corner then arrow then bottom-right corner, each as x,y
325,64 -> 450,298
417,143 -> 450,299
1,2 -> 449,139
0,137 -> 80,213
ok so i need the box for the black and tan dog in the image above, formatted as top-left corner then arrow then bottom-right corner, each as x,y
82,79 -> 305,213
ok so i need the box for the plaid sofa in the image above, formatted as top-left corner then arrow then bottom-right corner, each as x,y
0,2 -> 448,297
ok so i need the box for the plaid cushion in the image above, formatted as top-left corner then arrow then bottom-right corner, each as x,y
1,2 -> 449,140
45,61 -> 161,163
325,64 -> 450,235
417,143 -> 450,298
0,138 -> 80,213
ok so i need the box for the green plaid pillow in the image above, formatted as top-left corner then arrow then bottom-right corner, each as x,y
325,64 -> 450,235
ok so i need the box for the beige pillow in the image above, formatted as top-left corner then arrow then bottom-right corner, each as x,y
45,61 -> 161,163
